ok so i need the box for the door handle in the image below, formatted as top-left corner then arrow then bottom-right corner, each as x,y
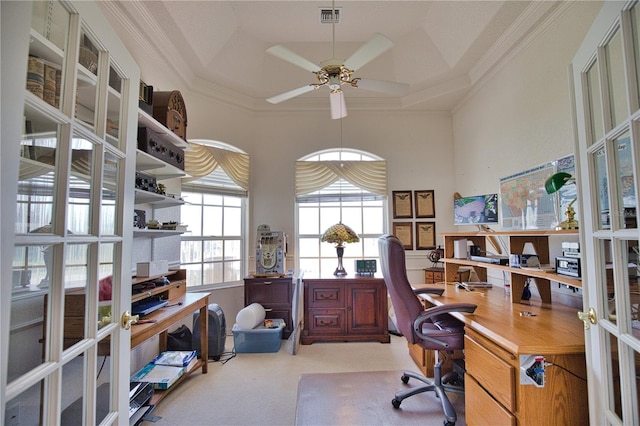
577,307 -> 597,329
121,311 -> 139,330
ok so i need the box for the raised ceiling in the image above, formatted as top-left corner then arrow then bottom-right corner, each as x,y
99,1 -> 565,113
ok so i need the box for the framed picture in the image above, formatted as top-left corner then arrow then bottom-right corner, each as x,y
415,190 -> 435,218
416,221 -> 436,250
393,222 -> 413,250
392,190 -> 413,218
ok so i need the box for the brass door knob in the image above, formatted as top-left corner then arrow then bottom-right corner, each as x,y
577,307 -> 597,329
121,311 -> 139,330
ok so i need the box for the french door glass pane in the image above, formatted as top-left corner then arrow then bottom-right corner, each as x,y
60,353 -> 112,425
600,238 -> 616,325
605,27 -> 627,129
613,133 -> 637,229
105,61 -> 122,147
63,244 -> 89,350
632,4 -> 640,105
76,31 -> 99,131
101,151 -> 119,236
98,243 -> 115,330
587,60 -> 605,146
607,333 -> 624,421
625,239 -> 640,334
4,382 -> 42,426
594,146 -> 610,229
68,136 -> 94,234
30,0 -> 68,52
9,245 -> 54,376
29,0 -> 68,111
18,108 -> 59,234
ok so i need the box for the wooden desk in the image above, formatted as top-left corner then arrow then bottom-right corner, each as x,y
418,284 -> 588,426
131,291 -> 210,405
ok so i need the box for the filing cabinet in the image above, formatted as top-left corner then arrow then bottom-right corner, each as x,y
244,276 -> 293,338
424,267 -> 470,284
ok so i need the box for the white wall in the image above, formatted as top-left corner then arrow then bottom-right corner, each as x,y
452,1 -> 603,200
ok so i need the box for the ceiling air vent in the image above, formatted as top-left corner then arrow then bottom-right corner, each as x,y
319,7 -> 341,24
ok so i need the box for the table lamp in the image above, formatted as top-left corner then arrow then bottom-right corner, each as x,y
321,222 -> 360,276
545,172 -> 578,230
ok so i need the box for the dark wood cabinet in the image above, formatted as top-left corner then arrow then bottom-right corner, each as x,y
243,276 -> 293,338
301,276 -> 390,344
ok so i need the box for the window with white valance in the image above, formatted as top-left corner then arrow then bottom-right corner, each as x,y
180,140 -> 249,289
296,149 -> 388,276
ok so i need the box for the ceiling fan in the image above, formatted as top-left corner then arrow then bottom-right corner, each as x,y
265,5 -> 409,119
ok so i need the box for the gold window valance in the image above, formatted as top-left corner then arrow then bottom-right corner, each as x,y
183,143 -> 250,191
295,160 -> 387,197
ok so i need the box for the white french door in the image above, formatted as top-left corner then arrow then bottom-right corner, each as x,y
572,1 -> 640,424
1,1 -> 138,425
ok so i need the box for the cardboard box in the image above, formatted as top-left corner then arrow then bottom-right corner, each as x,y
232,319 -> 285,353
136,260 -> 168,277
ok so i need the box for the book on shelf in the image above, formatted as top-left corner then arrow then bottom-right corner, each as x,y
131,363 -> 184,390
152,350 -> 198,371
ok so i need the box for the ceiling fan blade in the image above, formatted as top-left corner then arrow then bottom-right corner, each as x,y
266,45 -> 322,73
353,78 -> 409,96
330,91 -> 347,120
266,85 -> 317,104
343,33 -> 394,71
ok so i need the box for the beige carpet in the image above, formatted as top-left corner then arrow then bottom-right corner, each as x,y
148,335 -> 466,425
295,370 -> 465,426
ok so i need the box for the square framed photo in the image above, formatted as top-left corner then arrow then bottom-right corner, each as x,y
415,221 -> 436,250
393,222 -> 413,250
415,190 -> 435,218
392,190 -> 413,219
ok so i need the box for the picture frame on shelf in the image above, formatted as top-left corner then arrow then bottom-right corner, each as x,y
416,222 -> 436,250
415,190 -> 435,218
392,222 -> 413,250
392,190 -> 413,218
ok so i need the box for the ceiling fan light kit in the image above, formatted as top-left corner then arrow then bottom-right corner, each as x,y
265,4 -> 408,119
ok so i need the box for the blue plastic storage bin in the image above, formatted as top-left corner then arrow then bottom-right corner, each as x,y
232,319 -> 285,353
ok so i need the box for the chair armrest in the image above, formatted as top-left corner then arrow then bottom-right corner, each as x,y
413,303 -> 477,348
413,287 -> 444,296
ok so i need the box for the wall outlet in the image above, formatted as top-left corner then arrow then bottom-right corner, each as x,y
520,355 -> 545,388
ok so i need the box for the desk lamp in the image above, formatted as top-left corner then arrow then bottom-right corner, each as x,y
545,172 -> 578,230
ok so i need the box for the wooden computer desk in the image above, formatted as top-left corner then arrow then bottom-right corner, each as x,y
417,284 -> 588,426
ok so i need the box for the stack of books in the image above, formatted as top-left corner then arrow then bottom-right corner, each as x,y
131,350 -> 197,390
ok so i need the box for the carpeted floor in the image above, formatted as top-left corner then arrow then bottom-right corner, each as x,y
295,370 -> 465,426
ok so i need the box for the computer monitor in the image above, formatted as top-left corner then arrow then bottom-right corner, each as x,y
454,193 -> 498,225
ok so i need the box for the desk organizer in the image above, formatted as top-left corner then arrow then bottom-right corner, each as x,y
232,319 -> 285,353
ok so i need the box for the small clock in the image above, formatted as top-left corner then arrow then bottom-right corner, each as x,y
355,259 -> 377,275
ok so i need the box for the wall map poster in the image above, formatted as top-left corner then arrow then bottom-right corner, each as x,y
500,162 -> 556,230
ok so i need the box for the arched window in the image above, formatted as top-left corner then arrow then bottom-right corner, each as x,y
180,139 -> 249,288
296,148 -> 387,276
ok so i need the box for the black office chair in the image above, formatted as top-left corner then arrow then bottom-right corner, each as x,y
378,234 -> 477,426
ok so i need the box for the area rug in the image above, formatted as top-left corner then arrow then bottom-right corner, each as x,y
295,370 -> 466,426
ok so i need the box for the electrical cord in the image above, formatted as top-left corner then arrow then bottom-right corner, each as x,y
544,362 -> 587,382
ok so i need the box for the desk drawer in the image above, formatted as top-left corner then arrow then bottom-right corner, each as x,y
245,278 -> 292,304
465,374 -> 515,426
307,309 -> 346,334
309,285 -> 344,308
465,332 -> 516,412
